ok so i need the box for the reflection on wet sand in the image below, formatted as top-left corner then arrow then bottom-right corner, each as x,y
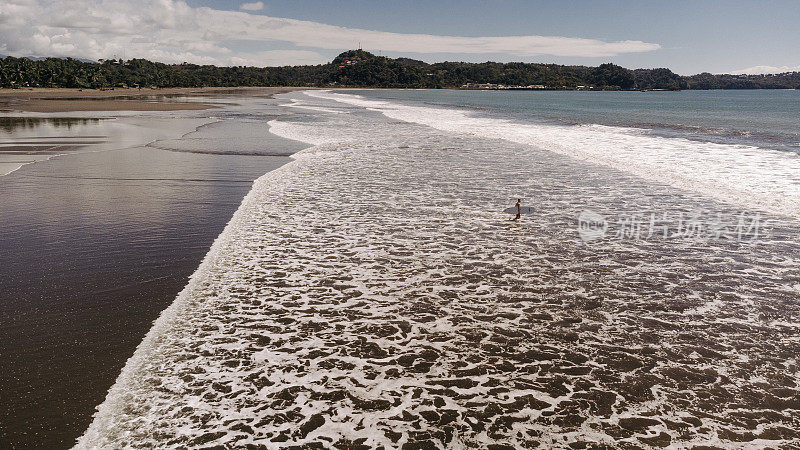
0,118 -> 110,175
0,117 -> 103,133
0,92 -> 303,448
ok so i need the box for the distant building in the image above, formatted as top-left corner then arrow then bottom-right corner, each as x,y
337,56 -> 365,68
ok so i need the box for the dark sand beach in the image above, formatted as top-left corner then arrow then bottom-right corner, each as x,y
0,89 -> 303,448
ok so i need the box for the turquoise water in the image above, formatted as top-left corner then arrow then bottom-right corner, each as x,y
351,89 -> 800,153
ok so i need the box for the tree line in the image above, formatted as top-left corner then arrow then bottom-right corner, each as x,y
2,50 -> 799,90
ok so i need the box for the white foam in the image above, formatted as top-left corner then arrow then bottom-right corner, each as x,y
306,90 -> 800,220
77,91 -> 800,448
0,157 -> 45,176
283,97 -> 347,114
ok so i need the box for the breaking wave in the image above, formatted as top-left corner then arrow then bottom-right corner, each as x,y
306,90 -> 800,220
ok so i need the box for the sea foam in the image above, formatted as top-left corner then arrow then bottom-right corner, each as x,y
77,91 -> 800,449
306,90 -> 800,220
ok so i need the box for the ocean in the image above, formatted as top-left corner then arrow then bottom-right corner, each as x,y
76,89 -> 800,448
351,89 -> 800,154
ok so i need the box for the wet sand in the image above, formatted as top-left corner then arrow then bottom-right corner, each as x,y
0,87 -> 299,112
12,99 -> 214,112
0,146 -> 293,449
0,91 -> 305,448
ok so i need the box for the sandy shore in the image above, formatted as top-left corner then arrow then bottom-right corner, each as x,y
0,92 -> 303,447
0,86 -> 299,112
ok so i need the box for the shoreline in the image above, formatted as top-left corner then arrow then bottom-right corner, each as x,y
3,86 -> 785,115
0,90 -> 305,448
0,86 -> 299,112
0,87 -> 299,176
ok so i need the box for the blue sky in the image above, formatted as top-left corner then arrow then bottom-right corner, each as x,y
2,0 -> 798,74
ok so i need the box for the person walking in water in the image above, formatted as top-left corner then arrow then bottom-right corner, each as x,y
514,198 -> 521,221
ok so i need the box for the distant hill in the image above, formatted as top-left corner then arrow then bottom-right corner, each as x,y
1,51 -> 798,90
395,57 -> 428,67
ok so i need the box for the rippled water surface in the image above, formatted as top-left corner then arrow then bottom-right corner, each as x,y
79,91 -> 800,448
352,89 -> 800,153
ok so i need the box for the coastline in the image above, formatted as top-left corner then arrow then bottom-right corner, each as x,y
4,86 -> 787,116
0,86 -> 299,112
0,88 -> 306,448
0,87 -> 300,177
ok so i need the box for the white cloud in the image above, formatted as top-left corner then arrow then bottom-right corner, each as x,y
0,0 -> 661,66
726,64 -> 800,75
228,50 -> 326,67
239,1 -> 263,11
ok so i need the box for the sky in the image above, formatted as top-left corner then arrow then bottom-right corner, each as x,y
1,0 -> 798,74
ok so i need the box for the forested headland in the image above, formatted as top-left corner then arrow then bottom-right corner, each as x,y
2,50 -> 799,90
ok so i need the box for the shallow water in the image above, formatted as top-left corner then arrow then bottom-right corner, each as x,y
79,91 -> 800,448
